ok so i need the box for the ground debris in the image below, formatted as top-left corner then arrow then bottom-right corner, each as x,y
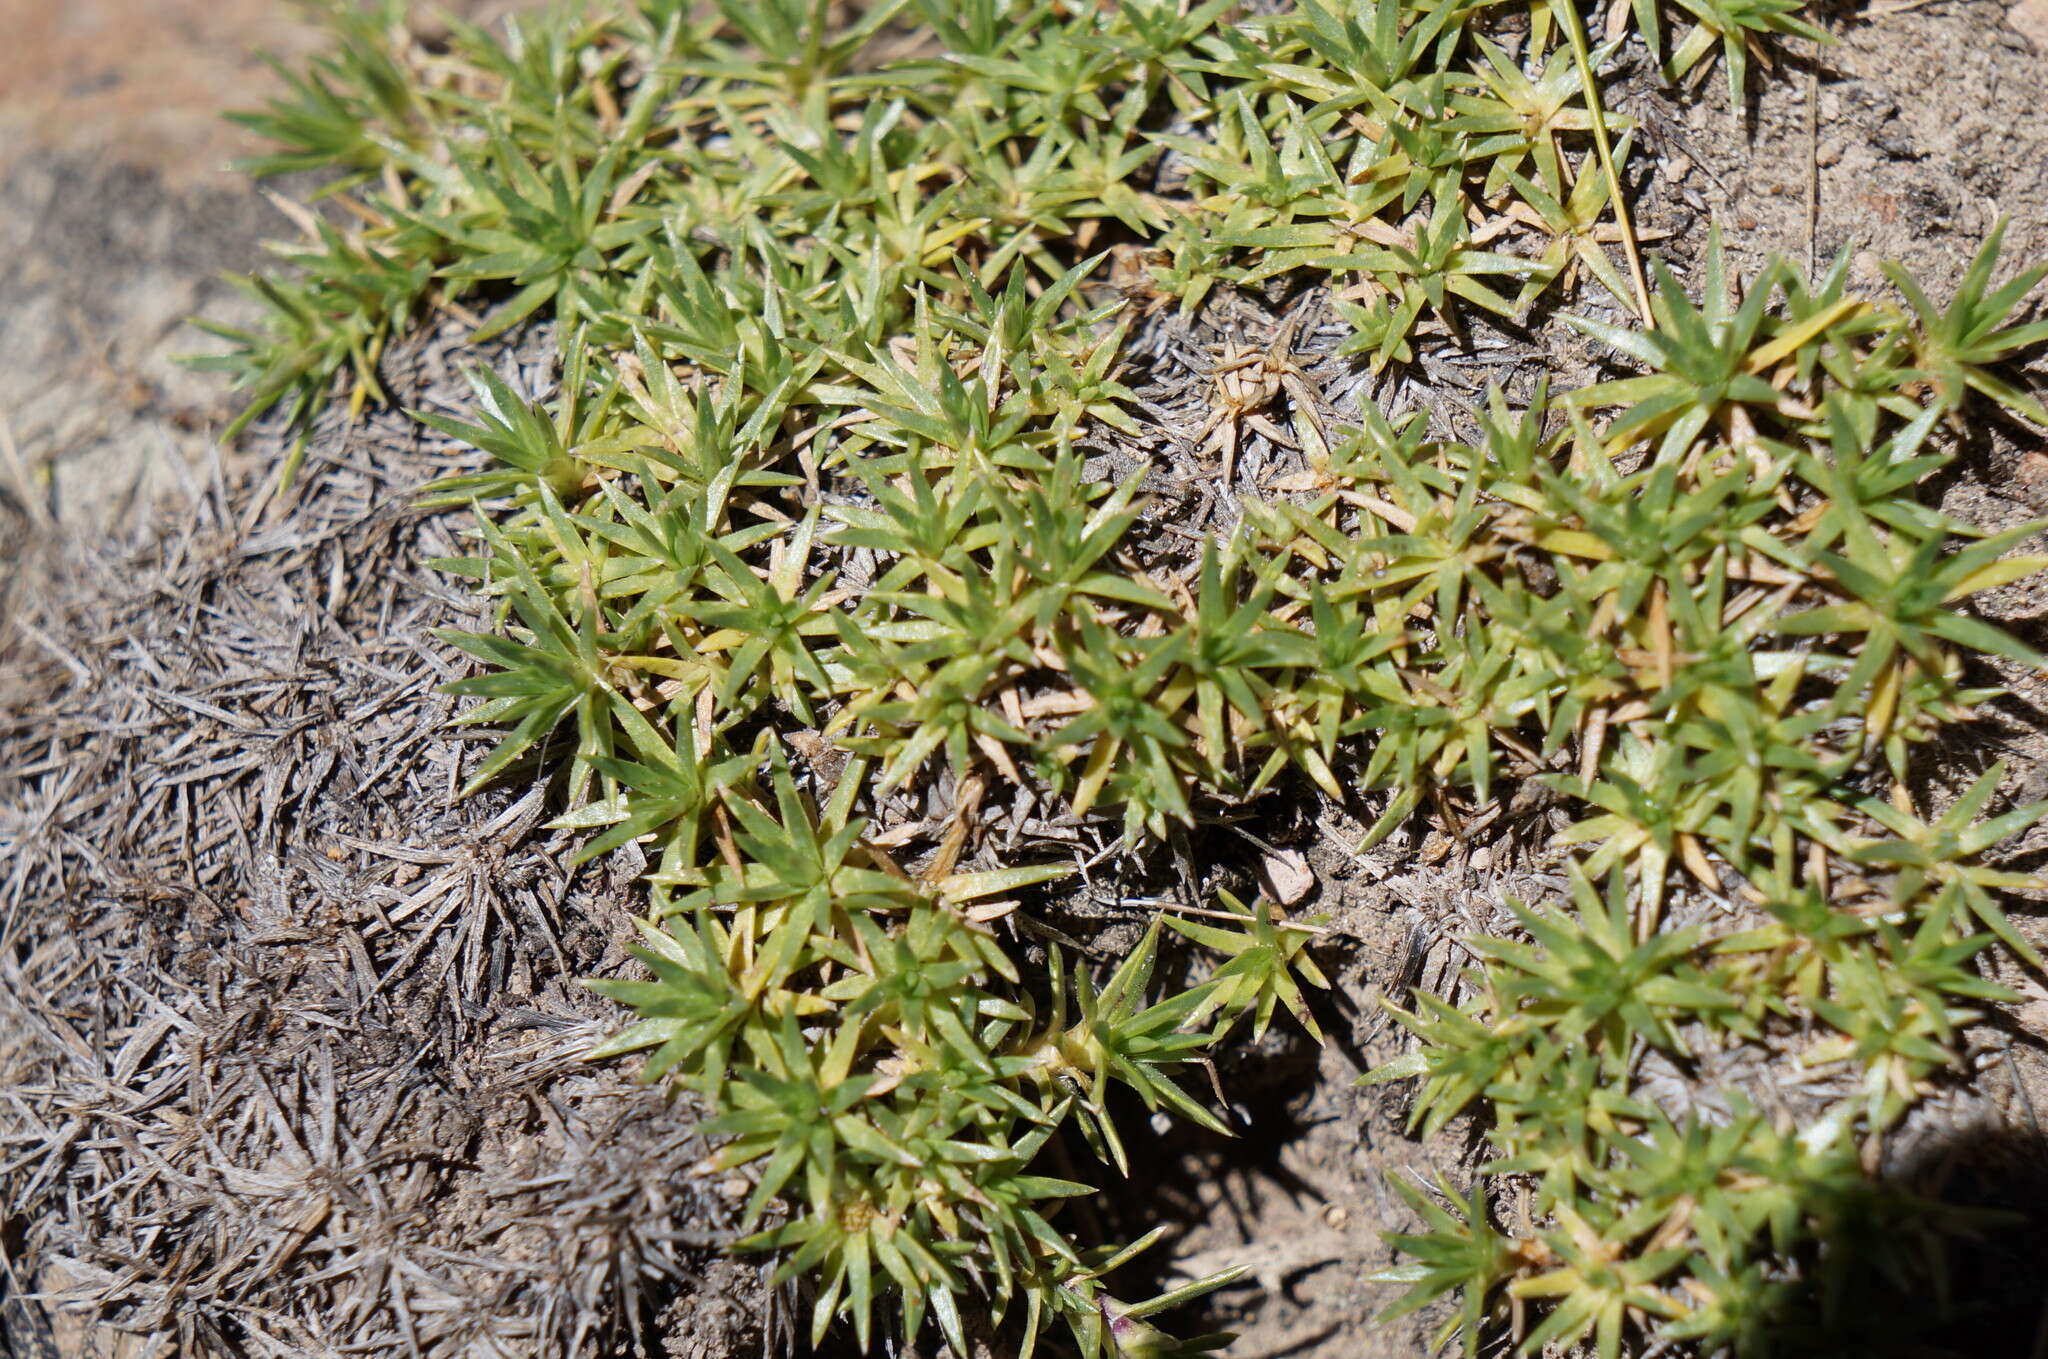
0,320 -> 772,1359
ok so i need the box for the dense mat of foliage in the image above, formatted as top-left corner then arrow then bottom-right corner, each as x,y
197,1 -> 2048,1355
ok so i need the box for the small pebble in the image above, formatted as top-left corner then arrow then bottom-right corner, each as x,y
2005,0 -> 2047,51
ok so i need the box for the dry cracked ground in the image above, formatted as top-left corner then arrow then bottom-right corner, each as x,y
6,3 -> 2048,1359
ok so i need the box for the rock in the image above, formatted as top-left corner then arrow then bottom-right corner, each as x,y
2014,0 -> 2048,52
1257,848 -> 1317,906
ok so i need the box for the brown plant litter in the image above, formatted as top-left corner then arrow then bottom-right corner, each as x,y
0,320 -> 779,1359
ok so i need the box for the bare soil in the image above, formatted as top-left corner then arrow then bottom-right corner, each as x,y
6,4 -> 2048,1359
0,0 -> 538,532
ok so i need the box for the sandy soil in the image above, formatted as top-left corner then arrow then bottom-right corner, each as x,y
0,0 -> 536,533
